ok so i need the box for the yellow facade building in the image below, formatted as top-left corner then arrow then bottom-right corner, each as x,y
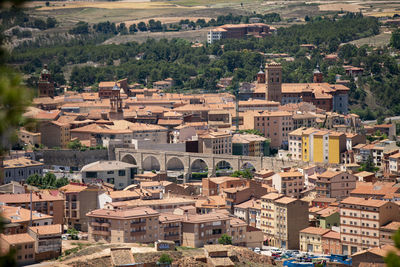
300,129 -> 346,164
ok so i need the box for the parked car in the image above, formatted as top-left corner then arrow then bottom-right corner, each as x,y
254,247 -> 261,254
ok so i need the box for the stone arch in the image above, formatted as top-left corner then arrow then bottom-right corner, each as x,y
142,155 -> 161,172
166,157 -> 185,178
241,162 -> 256,171
121,154 -> 137,165
215,160 -> 233,176
190,158 -> 209,179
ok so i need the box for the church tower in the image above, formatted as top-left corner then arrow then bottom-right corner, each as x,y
257,64 -> 265,84
265,62 -> 282,103
38,65 -> 55,98
313,63 -> 323,83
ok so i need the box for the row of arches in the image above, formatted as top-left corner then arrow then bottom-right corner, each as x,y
121,154 -> 256,179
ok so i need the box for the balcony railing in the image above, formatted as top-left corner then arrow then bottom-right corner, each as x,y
92,230 -> 109,236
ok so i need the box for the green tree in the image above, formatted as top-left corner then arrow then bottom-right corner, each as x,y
218,234 -> 232,245
67,139 -> 83,150
67,228 -> 79,240
390,29 -> 400,49
158,254 -> 173,264
385,228 -> 400,266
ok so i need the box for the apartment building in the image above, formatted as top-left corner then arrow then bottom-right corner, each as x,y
322,231 -> 341,255
233,199 -> 261,229
299,227 -> 331,253
59,183 -> 104,232
104,197 -> 196,213
159,212 -> 182,245
0,233 -> 35,265
197,130 -> 232,154
315,170 -> 356,199
273,197 -> 309,249
380,221 -> 400,246
3,157 -> 44,184
0,193 -> 64,225
302,129 -> 347,164
243,110 -> 293,149
228,217 -> 247,246
38,121 -> 70,148
86,207 -> 160,243
81,160 -> 137,190
1,205 -> 53,234
292,113 -> 317,130
288,127 -> 304,160
232,133 -> 270,157
181,211 -> 230,248
28,224 -> 62,261
339,197 -> 400,255
260,193 -> 283,237
223,181 -> 271,209
272,171 -> 304,198
202,176 -> 245,196
388,152 -> 400,175
349,182 -> 400,200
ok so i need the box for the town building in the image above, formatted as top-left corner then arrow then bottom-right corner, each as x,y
86,207 -> 160,243
80,160 -> 137,190
242,110 -> 293,149
299,227 -> 331,253
261,193 -> 309,249
197,130 -> 232,154
59,183 -> 104,232
207,23 -> 276,44
18,128 -> 41,148
0,205 -> 53,234
158,212 -> 182,245
3,157 -> 44,184
339,197 -> 400,255
232,133 -> 270,156
315,170 -> 357,199
272,171 -> 304,198
0,193 -> 64,225
321,230 -> 341,255
180,211 -> 230,248
38,121 -> 70,149
272,197 -> 309,249
233,199 -> 261,229
0,233 -> 35,265
27,224 -> 62,262
104,197 -> 196,213
228,217 -> 247,246
301,129 -> 347,165
380,221 -> 400,246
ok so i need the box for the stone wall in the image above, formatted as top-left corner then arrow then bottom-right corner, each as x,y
37,149 -> 109,170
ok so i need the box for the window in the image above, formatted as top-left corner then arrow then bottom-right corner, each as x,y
118,170 -> 126,176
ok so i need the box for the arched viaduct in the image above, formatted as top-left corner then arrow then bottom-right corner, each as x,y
115,148 -> 297,182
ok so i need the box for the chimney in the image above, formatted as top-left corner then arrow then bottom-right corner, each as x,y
16,207 -> 20,215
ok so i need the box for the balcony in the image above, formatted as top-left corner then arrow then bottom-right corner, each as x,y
91,222 -> 101,227
101,222 -> 110,227
92,230 -> 110,236
131,221 -> 146,227
164,225 -> 179,230
130,230 -> 146,236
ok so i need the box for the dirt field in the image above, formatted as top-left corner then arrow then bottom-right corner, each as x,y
102,27 -> 209,44
349,31 -> 392,47
318,3 -> 364,12
122,16 -> 212,27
